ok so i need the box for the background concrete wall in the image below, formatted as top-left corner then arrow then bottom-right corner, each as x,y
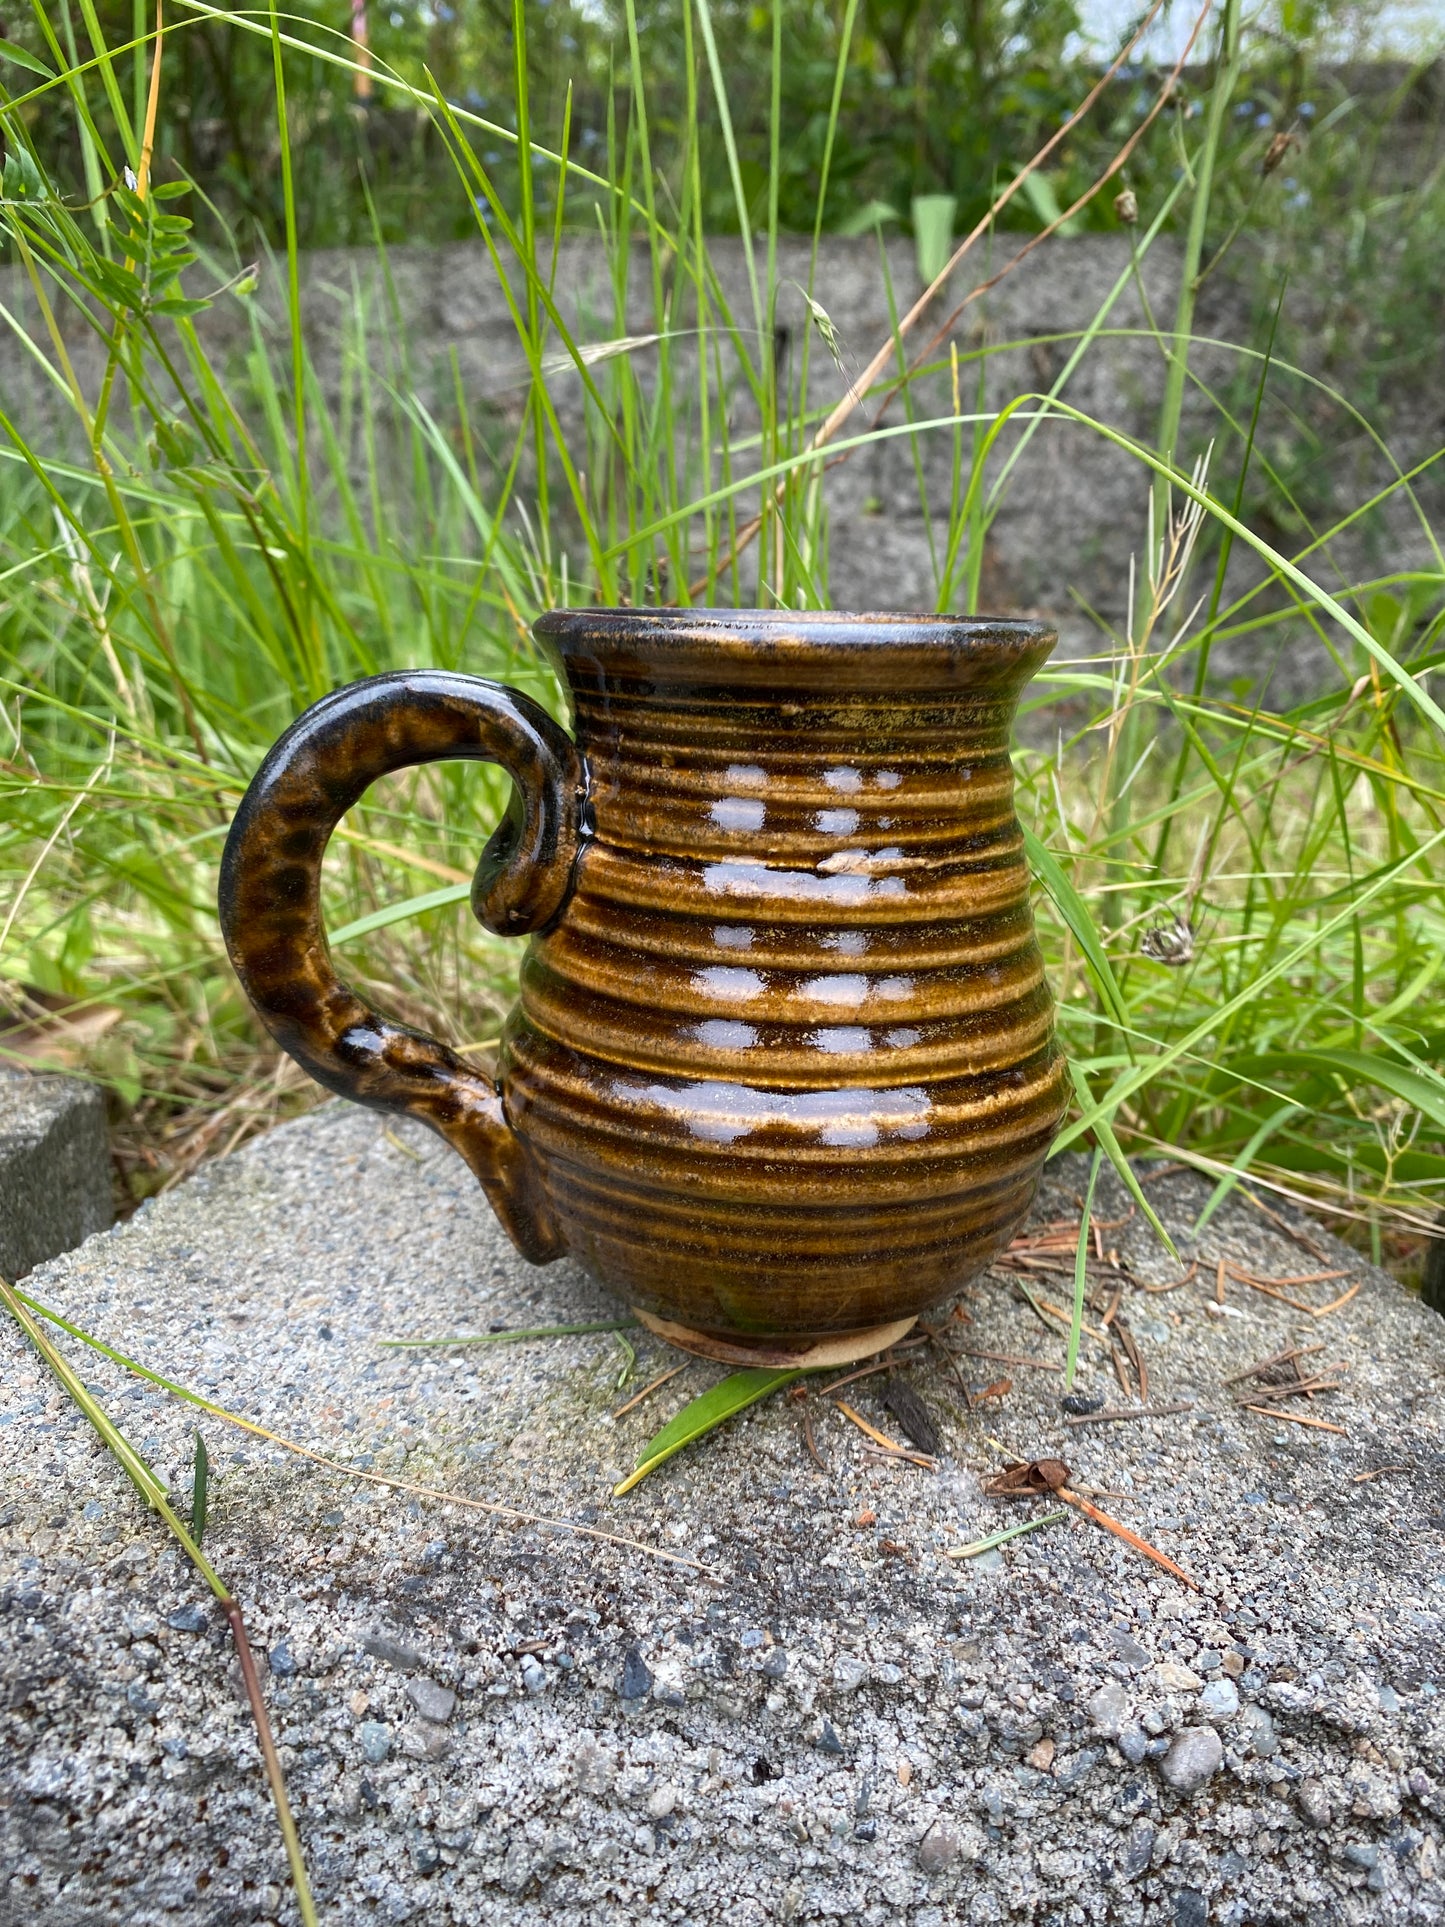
7,234 -> 1419,696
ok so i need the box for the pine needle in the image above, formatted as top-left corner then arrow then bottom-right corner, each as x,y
1058,1486 -> 1199,1590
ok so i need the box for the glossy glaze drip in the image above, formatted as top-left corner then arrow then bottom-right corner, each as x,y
504,614 -> 1069,1338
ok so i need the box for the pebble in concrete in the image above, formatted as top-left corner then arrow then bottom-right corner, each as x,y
519,1652 -> 547,1695
1158,1725 -> 1224,1795
1198,1676 -> 1240,1720
1299,1778 -> 1334,1828
404,1676 -> 456,1724
2,1105 -> 1444,1924
1087,1679 -> 1129,1735
619,1646 -> 653,1701
916,1818 -> 962,1873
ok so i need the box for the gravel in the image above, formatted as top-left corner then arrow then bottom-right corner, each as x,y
1199,1678 -> 1241,1721
2,1102 -> 1444,1923
1159,1727 -> 1225,1796
406,1678 -> 458,1725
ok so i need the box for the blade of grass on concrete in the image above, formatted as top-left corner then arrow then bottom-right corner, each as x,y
1067,1146 -> 1103,1392
0,1275 -> 318,1927
945,1511 -> 1068,1560
614,1367 -> 803,1495
190,1427 -> 208,1544
381,1319 -> 638,1349
15,1286 -> 706,1572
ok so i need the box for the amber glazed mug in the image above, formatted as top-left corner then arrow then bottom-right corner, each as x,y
220,611 -> 1069,1366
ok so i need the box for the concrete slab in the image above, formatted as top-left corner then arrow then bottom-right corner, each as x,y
1,1104 -> 1442,1925
0,1068 -> 112,1282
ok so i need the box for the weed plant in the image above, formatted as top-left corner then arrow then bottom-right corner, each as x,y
1,0 -> 1442,1267
13,0 -> 1254,248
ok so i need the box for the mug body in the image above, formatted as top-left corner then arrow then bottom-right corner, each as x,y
498,610 -> 1069,1352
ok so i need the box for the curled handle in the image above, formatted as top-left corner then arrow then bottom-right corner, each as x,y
218,670 -> 585,1262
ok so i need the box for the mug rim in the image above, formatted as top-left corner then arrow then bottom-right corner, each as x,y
534,607 -> 1055,651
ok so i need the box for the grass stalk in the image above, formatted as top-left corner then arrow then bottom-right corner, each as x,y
0,0 -> 1441,1254
0,1276 -> 319,1926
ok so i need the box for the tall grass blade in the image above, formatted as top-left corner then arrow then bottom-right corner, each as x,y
1067,1148 -> 1103,1391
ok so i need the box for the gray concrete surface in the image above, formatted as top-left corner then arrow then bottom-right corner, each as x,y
0,1069 -> 112,1283
2,1103 -> 1443,1925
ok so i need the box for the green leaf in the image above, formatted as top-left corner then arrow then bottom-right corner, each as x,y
2,143 -> 45,202
152,297 -> 214,319
190,1429 -> 209,1544
0,42 -> 55,77
837,198 -> 899,236
1067,1061 -> 1180,1262
331,882 -> 471,947
1024,827 -> 1132,1045
1014,166 -> 1080,236
615,1367 -> 802,1494
147,417 -> 199,469
91,258 -> 145,305
1247,1143 -> 1445,1183
1232,1048 -> 1445,1134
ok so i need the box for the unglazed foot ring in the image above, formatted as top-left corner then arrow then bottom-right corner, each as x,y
630,1309 -> 919,1370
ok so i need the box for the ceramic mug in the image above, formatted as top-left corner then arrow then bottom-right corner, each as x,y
219,610 -> 1068,1365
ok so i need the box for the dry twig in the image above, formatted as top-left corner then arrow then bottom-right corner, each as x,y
612,1361 -> 690,1419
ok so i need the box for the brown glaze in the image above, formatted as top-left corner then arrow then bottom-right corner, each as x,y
220,614 -> 1069,1351
218,670 -> 584,1261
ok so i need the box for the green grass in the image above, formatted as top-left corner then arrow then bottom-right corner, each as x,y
1,0 -> 1442,1265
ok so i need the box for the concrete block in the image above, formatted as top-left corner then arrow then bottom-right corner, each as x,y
0,1068 -> 112,1280
3,1106 -> 1443,1921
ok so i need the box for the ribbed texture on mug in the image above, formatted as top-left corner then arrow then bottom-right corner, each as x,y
503,636 -> 1068,1339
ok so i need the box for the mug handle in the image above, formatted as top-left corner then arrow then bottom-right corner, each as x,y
218,669 -> 585,1263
